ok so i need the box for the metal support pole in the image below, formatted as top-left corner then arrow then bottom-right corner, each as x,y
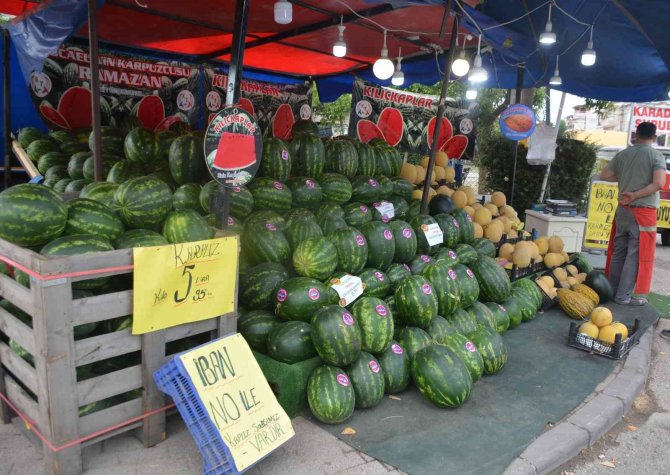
3,30 -> 11,190
508,65 -> 525,206
88,0 -> 103,182
421,0 -> 455,214
538,91 -> 567,203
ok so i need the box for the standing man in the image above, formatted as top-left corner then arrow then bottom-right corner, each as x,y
600,122 -> 666,306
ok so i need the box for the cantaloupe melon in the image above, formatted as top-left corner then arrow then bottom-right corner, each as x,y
544,252 -> 563,268
566,264 -> 579,276
473,222 -> 483,238
484,203 -> 499,216
400,163 -> 417,183
415,165 -> 427,184
534,236 -> 549,255
434,166 -> 446,181
444,166 -> 456,183
473,207 -> 493,226
548,236 -> 564,253
484,222 -> 504,243
411,189 -> 423,201
491,191 -> 507,208
498,243 -> 515,260
464,205 -> 475,217
560,251 -> 570,264
552,267 -> 568,281
472,202 -> 483,210
435,151 -> 449,168
567,276 -> 579,287
451,190 -> 467,208
512,247 -> 532,268
458,186 -> 476,206
437,185 -> 453,196
497,215 -> 512,234
507,229 -> 519,239
420,156 -> 430,168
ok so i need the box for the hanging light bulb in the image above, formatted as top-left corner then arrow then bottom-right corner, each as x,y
468,35 -> 487,83
466,87 -> 477,100
581,26 -> 596,66
549,56 -> 562,85
274,0 -> 292,25
451,35 -> 470,77
373,31 -> 395,80
333,19 -> 347,57
392,52 -> 404,86
539,3 -> 557,45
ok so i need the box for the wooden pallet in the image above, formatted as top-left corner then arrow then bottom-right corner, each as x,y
0,236 -> 239,475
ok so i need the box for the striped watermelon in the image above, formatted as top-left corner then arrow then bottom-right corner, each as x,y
453,264 -> 480,307
287,177 -> 322,209
292,119 -> 319,137
290,133 -> 325,178
360,221 -> 395,270
246,209 -> 287,231
111,176 -> 172,230
410,214 -> 442,255
242,222 -> 291,266
64,198 -> 125,241
351,297 -> 394,353
440,332 -> 484,382
434,247 -> 460,267
89,126 -> 125,156
376,341 -> 410,394
114,229 -> 169,249
327,227 -> 368,274
385,263 -> 411,288
325,140 -> 359,178
359,268 -> 391,298
426,315 -> 455,342
168,135 -> 207,185
455,244 -> 479,265
350,175 -> 383,203
106,160 -> 145,184
318,173 -> 352,204
406,200 -> 422,220
238,310 -> 279,352
26,139 -> 59,162
343,202 -> 372,227
422,262 -> 460,317
292,237 -> 338,280
470,327 -> 508,375
374,145 -> 398,177
355,141 -> 377,176
452,209 -> 475,244
307,365 -> 355,424
385,196 -> 409,220
37,152 -> 68,175
391,177 -> 414,201
311,305 -> 362,367
0,184 -> 67,247
156,130 -> 178,159
275,277 -> 336,322
249,178 -> 292,212
267,321 -> 317,364
200,182 -> 254,218
503,296 -> 523,329
375,176 -> 394,200
124,127 -> 160,164
398,327 -> 433,359
433,214 -> 461,250
321,218 -> 347,235
285,215 -> 323,251
162,210 -> 214,244
512,279 -> 543,310
465,301 -> 498,331
411,344 -> 472,408
262,137 -> 291,182
41,234 -> 114,289
315,201 -> 345,224
394,275 -> 438,329
511,287 -> 539,322
448,308 -> 480,338
472,238 -> 497,258
347,351 -> 385,409
485,302 -> 510,333
54,179 -> 73,193
67,152 -> 92,179
172,183 -> 204,213
409,254 -> 433,275
239,262 -> 289,311
470,256 -> 511,304
17,127 -> 45,148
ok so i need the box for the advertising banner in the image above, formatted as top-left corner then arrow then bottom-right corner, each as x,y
347,78 -> 474,157
628,104 -> 670,146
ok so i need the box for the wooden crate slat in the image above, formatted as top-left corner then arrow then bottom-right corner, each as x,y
0,273 -> 35,317
11,140 -> 39,178
78,398 -> 142,438
0,305 -> 36,355
165,318 -> 218,343
80,421 -> 144,448
0,341 -> 38,395
36,248 -> 132,275
72,290 -> 132,325
75,329 -> 141,366
0,237 -> 40,270
5,375 -> 40,426
77,365 -> 142,407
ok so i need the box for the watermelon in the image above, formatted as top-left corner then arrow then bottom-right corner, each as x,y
387,196 -> 409,220
242,222 -> 291,266
172,183 -> 204,213
350,176 -> 382,203
321,218 -> 347,235
65,179 -> 91,193
325,140 -> 358,178
124,127 -> 160,164
453,264 -> 480,307
90,126 -> 125,156
375,176 -> 394,200
238,310 -> 279,352
240,262 -> 289,311
156,130 -> 178,159
37,152 -> 68,175
267,321 -> 317,364
470,327 -> 508,375
376,341 -> 410,393
106,160 -> 145,184
67,152 -> 92,179
410,214 -> 442,255
440,332 -> 484,382
41,235 -> 114,289
454,244 -> 478,265
80,182 -> 120,206
311,305 -> 362,367
327,227 -> 368,274
391,177 -> 413,201
26,139 -> 59,162
162,210 -> 213,244
17,127 -> 45,148
503,296 -> 523,329
472,238 -> 497,258
452,209 -> 475,244
54,179 -> 73,193
428,195 -> 456,215
346,351 -> 385,409
512,278 -> 543,310
0,184 -> 67,247
228,184 -> 256,219
246,209 -> 287,231
287,177 -> 322,209
45,165 -> 70,183
114,229 -> 169,249
315,201 -> 345,224
448,308 -> 480,338
168,135 -> 206,185
285,208 -> 315,226
248,178 -> 292,212
409,254 -> 434,275
406,200 -> 422,220
275,277 -> 336,322
60,140 -> 87,156
359,268 -> 391,298
290,133 -> 325,178
318,173 -> 352,204
422,262 -> 460,317
385,263 -> 411,288
351,297 -> 394,353
374,146 -> 396,177
292,119 -> 319,137
470,256 -> 512,304
343,202 -> 372,227
292,237 -> 338,280
359,221 -> 395,270
355,141 -> 377,176
511,287 -> 538,322
425,315 -> 455,343
465,301 -> 498,331
49,130 -> 73,144
284,215 -> 323,251
411,344 -> 472,408
64,198 -> 125,241
111,176 -> 173,230
585,271 -> 614,302
388,222 -> 415,264
262,137 -> 291,182
394,275 -> 438,329
434,248 -> 460,268
485,302 -> 510,333
307,365 -> 355,424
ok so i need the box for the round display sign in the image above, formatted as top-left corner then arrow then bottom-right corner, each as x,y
204,105 -> 262,187
499,104 -> 536,141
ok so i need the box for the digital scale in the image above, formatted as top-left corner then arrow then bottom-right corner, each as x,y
544,199 -> 578,216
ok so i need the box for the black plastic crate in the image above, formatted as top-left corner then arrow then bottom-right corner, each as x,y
568,319 -> 641,360
506,261 -> 545,281
537,283 -> 558,311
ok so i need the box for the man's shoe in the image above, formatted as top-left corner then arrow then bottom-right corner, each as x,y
660,329 -> 670,341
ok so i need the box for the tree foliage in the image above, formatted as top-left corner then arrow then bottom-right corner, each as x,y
582,98 -> 616,120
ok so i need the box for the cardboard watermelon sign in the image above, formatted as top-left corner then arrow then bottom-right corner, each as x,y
348,78 -> 476,158
204,106 -> 262,187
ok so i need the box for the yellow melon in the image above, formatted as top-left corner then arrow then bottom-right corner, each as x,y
435,151 -> 449,168
512,247 -> 532,268
497,215 -> 512,233
567,276 -> 579,287
472,202 -> 483,210
500,205 -> 517,219
420,155 -> 430,168
548,236 -> 564,253
473,222 -> 484,238
534,236 -> 549,255
458,186 -> 477,206
444,166 -> 456,183
561,251 -> 570,264
484,203 -> 499,216
451,190 -> 468,209
484,222 -> 504,243
498,243 -> 515,260
473,207 -> 493,226
400,163 -> 417,183
411,189 -> 423,201
598,325 -> 617,344
544,252 -> 563,268
536,279 -> 552,294
427,187 -> 437,201
527,241 -> 541,258
576,272 -> 587,283
434,166 -> 446,181
464,205 -> 475,217
590,307 -> 613,328
507,229 -> 519,239
538,275 -> 555,289
578,321 -> 600,338
437,185 -> 453,196
491,191 -> 507,208
611,322 -> 628,339
415,165 -> 427,184
552,267 -> 568,281
565,264 -> 579,276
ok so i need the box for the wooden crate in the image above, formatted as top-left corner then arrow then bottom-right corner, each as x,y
0,236 -> 239,475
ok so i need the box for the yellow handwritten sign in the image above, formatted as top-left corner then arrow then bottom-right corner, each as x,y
584,181 -> 618,249
658,200 -> 670,229
132,237 -> 238,334
180,334 -> 294,472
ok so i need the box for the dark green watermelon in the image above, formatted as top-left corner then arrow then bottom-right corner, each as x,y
351,297 -> 394,353
311,305 -> 362,367
238,310 -> 279,352
275,277 -> 336,322
346,351 -> 385,409
411,344 -> 473,407
389,220 -> 417,263
376,340 -> 410,394
239,262 -> 289,311
307,365 -> 355,424
394,275 -> 438,329
359,268 -> 391,298
327,226 -> 368,274
267,321 -> 316,364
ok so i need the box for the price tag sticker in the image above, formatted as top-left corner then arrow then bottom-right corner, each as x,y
422,223 -> 444,246
373,201 -> 395,221
132,237 -> 239,334
330,274 -> 364,307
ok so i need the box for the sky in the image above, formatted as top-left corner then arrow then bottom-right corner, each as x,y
550,89 -> 584,124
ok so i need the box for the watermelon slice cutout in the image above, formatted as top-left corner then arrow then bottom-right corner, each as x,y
56,86 -> 92,130
155,114 -> 184,132
426,116 -> 453,151
441,135 -> 469,159
357,119 -> 386,143
239,98 -> 256,117
272,103 -> 295,140
136,95 -> 165,130
377,107 -> 404,147
40,103 -> 70,130
213,132 -> 257,170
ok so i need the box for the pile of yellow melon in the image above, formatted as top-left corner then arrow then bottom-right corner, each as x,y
535,264 -> 590,297
578,307 -> 629,344
497,239 -> 543,270
401,151 -> 456,187
536,235 -> 572,268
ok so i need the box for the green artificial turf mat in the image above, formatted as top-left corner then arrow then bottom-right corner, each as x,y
646,292 -> 670,318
